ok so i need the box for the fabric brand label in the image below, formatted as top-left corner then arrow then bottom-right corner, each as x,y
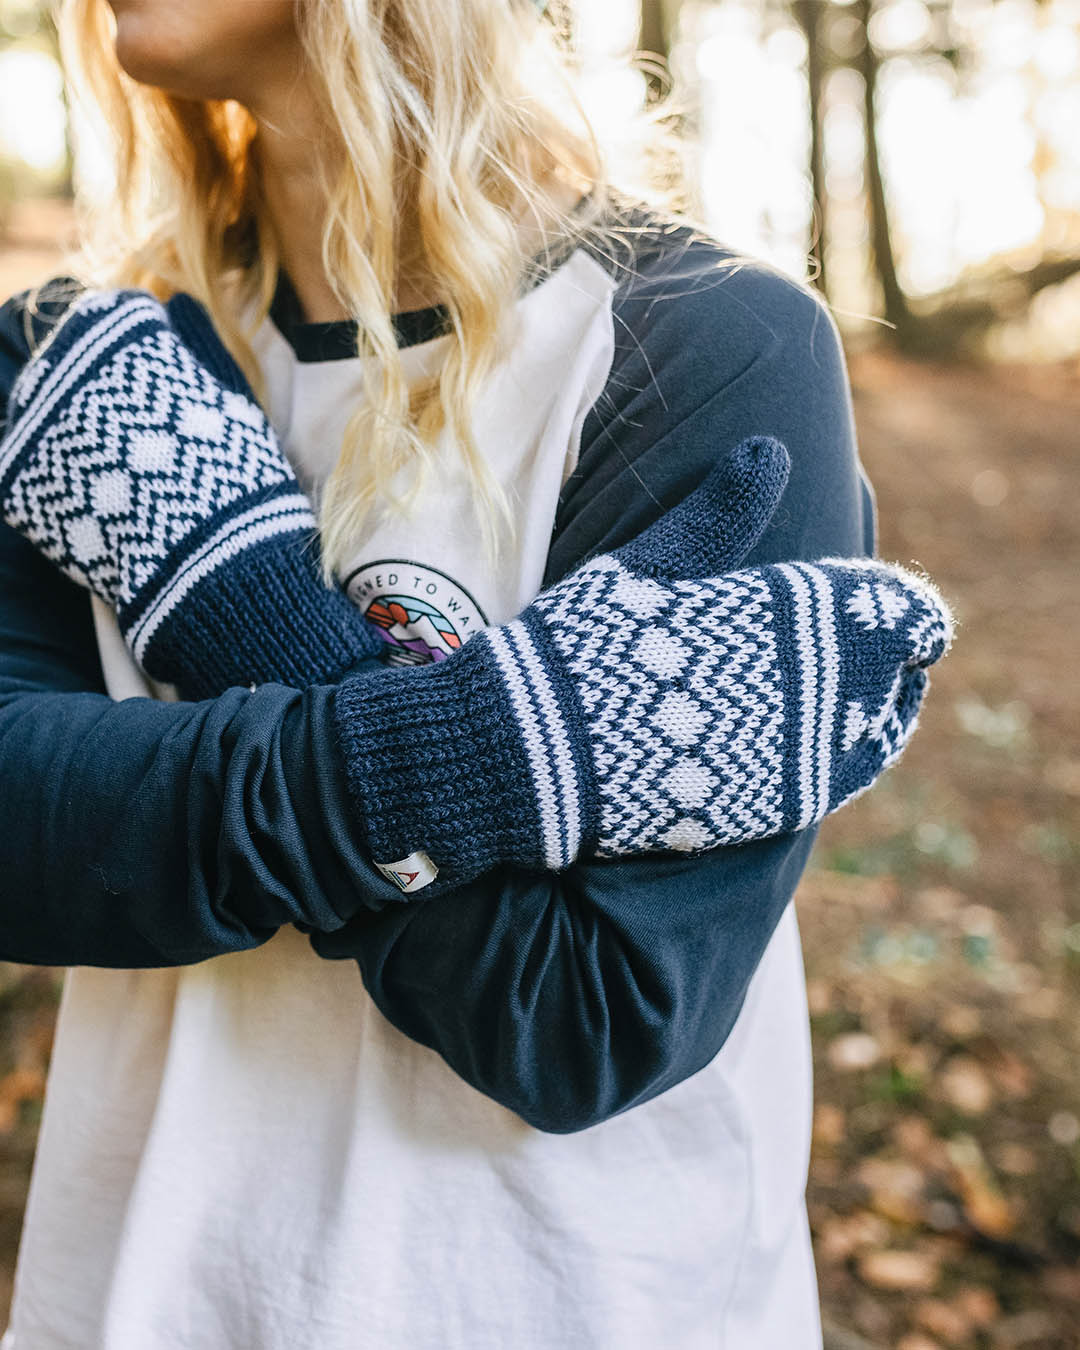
374,851 -> 440,893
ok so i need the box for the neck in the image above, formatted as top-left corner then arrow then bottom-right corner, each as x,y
251,92 -> 353,324
248,85 -> 590,325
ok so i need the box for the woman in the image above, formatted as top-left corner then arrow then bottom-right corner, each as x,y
0,1 -> 947,1346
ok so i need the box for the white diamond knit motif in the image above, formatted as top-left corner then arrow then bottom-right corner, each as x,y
2,309 -> 292,608
845,579 -> 911,630
534,556 -> 786,854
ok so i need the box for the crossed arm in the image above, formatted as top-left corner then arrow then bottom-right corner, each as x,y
0,265 -> 876,1132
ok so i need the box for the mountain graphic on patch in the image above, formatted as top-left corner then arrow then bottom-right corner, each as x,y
365,594 -> 463,664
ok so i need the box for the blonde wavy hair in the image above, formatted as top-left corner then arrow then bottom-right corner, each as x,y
56,0 -> 705,580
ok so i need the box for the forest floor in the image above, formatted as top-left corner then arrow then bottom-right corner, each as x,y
805,348 -> 1080,1350
1,200 -> 1079,1347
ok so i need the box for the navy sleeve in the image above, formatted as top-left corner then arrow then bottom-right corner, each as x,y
546,230 -> 877,576
311,238 -> 879,1133
0,287 -> 410,965
0,245 -> 877,1132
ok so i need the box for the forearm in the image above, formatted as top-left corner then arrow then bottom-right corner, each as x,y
0,514 -> 408,966
311,261 -> 887,1129
2,287 -> 931,912
0,619 -> 820,1133
311,823 -> 820,1133
0,679 -> 395,965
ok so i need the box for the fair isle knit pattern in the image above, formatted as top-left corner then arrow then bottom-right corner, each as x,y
0,292 -> 300,626
505,553 -> 952,861
0,289 -> 383,698
524,557 -> 787,860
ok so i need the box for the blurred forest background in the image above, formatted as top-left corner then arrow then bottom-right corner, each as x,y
0,0 -> 1078,1346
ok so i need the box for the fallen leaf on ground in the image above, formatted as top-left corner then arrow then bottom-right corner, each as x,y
951,1286 -> 999,1329
857,1156 -> 926,1224
857,1248 -> 941,1293
939,1056 -> 993,1115
915,1297 -> 973,1345
829,1033 -> 882,1072
814,1103 -> 846,1148
946,1135 -> 1014,1239
897,1334 -> 941,1350
818,1211 -> 891,1263
992,1142 -> 1037,1177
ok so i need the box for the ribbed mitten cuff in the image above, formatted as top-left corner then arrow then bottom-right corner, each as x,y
331,624 -> 600,891
118,492 -> 384,699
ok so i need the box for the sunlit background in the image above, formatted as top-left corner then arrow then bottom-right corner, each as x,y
1,3 -> 1079,1348
5,0 -> 1079,357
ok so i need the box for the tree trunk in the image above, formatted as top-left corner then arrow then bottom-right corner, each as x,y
852,0 -> 913,341
793,0 -> 830,300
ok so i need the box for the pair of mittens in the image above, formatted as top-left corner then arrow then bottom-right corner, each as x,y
0,287 -> 954,895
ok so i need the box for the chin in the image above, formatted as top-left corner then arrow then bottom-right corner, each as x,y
111,22 -> 206,97
105,0 -> 298,103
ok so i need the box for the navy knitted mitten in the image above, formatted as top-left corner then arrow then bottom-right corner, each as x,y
0,287 -> 383,698
333,442 -> 955,893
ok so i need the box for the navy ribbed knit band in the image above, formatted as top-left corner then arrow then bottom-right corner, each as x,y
133,519 -> 385,699
333,626 -> 601,886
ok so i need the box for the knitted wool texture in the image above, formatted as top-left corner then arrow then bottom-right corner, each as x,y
0,288 -> 383,698
332,443 -> 955,886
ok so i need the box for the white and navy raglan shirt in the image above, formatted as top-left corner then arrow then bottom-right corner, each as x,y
0,197 -> 876,1350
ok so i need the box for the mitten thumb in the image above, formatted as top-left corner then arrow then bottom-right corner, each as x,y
165,293 -> 259,402
613,433 -> 791,580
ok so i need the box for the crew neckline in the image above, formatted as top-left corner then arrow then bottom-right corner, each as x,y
269,189 -> 598,363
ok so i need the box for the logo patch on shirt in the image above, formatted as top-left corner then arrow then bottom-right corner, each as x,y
344,559 -> 488,666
